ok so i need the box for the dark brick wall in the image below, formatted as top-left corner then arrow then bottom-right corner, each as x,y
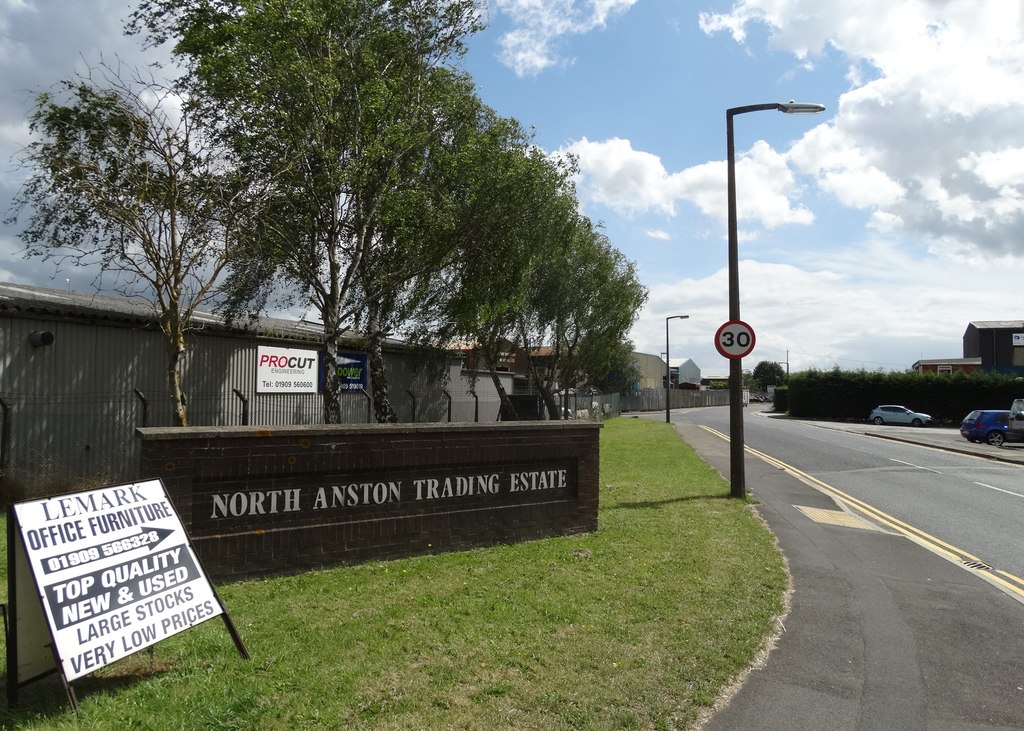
137,422 -> 601,582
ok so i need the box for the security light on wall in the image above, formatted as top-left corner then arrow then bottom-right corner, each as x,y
28,331 -> 54,347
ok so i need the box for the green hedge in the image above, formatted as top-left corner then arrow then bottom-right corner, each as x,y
786,368 -> 1024,424
772,385 -> 789,414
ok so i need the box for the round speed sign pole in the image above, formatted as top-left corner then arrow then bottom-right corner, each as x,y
716,319 -> 756,499
715,320 -> 756,360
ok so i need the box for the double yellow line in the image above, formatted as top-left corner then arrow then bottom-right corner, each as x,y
701,425 -> 1024,602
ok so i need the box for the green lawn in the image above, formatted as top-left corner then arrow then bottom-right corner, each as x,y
0,417 -> 786,730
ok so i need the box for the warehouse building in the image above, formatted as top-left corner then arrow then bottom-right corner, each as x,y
0,282 -> 508,499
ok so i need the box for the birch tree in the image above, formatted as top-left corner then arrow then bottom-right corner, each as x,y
131,0 -> 482,423
7,64 -> 257,426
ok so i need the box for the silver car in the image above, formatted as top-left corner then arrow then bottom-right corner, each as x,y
869,404 -> 934,427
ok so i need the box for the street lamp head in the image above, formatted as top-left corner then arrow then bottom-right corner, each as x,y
777,101 -> 826,115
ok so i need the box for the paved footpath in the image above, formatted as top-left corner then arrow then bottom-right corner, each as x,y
675,420 -> 1024,731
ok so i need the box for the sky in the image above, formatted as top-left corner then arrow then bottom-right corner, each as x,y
2,0 -> 1024,377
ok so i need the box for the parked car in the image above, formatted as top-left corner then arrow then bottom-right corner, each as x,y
960,409 -> 1015,446
868,404 -> 934,427
1009,399 -> 1024,442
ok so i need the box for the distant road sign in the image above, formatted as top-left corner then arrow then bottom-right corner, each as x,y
715,320 -> 756,359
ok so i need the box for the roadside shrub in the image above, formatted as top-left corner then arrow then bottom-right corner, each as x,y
772,386 -> 788,413
786,367 -> 1023,424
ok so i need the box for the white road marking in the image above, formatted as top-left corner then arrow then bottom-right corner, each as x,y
974,482 -> 1024,498
890,458 -> 942,474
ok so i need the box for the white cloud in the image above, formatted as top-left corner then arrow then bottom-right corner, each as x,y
868,210 -> 903,234
559,136 -> 816,229
0,1 -> 176,288
789,123 -> 905,209
960,148 -> 1024,190
558,137 -> 680,216
632,238 -> 1006,373
728,141 -> 816,228
645,229 -> 670,240
701,0 -> 1024,258
492,0 -> 638,76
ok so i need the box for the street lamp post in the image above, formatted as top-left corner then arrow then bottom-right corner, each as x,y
726,101 -> 824,498
665,315 -> 689,423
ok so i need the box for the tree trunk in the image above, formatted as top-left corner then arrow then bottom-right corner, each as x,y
367,335 -> 397,423
363,299 -> 397,423
491,368 -> 518,421
165,340 -> 188,427
162,321 -> 189,423
526,354 -> 562,420
538,383 -> 561,420
321,327 -> 343,424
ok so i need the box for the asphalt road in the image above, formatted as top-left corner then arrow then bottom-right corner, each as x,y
647,405 -> 1024,730
679,406 -> 1024,582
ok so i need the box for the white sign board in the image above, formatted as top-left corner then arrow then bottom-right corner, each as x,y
1013,333 -> 1024,347
256,345 -> 319,393
12,480 -> 225,682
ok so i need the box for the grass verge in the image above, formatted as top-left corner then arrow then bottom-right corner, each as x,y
0,417 -> 786,730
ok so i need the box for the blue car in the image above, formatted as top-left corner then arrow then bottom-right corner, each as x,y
959,409 -> 1022,446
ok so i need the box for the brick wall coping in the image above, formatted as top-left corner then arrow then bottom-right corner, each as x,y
136,421 -> 603,441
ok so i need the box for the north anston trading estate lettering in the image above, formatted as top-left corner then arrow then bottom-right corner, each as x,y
210,469 -> 568,519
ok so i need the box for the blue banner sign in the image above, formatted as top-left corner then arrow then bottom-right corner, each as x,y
334,352 -> 368,391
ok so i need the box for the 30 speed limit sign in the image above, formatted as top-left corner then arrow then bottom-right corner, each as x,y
715,320 -> 756,359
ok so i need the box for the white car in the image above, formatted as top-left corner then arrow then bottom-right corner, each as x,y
1008,399 -> 1024,441
869,405 -> 934,427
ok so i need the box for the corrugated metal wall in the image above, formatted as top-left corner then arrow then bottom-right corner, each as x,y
1,312 -> 166,489
0,310 -> 508,497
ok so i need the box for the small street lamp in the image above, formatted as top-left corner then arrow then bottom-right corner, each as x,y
665,315 -> 689,423
726,101 -> 824,498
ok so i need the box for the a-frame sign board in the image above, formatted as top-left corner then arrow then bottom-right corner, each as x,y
6,479 -> 248,711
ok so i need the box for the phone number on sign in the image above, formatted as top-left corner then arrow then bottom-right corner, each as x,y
45,530 -> 163,572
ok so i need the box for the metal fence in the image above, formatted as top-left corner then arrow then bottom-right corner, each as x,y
0,385 -> 722,501
621,388 -> 730,413
0,386 -> 620,500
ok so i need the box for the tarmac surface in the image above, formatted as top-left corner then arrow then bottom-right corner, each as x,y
676,415 -> 1024,730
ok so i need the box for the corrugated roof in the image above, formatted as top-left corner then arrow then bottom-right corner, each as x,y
0,281 -> 394,347
0,281 -> 157,322
912,358 -> 981,365
968,320 -> 1024,330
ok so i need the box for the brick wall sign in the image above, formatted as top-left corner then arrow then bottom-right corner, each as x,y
137,422 -> 602,582
6,480 -> 248,709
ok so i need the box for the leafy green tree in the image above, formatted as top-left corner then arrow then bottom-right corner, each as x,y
131,0 -> 482,423
408,116 -> 577,420
570,237 -> 647,399
752,360 -> 787,392
7,64 -> 258,426
346,70 -> 488,422
513,199 -> 589,418
589,339 -> 642,395
521,219 -> 647,418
